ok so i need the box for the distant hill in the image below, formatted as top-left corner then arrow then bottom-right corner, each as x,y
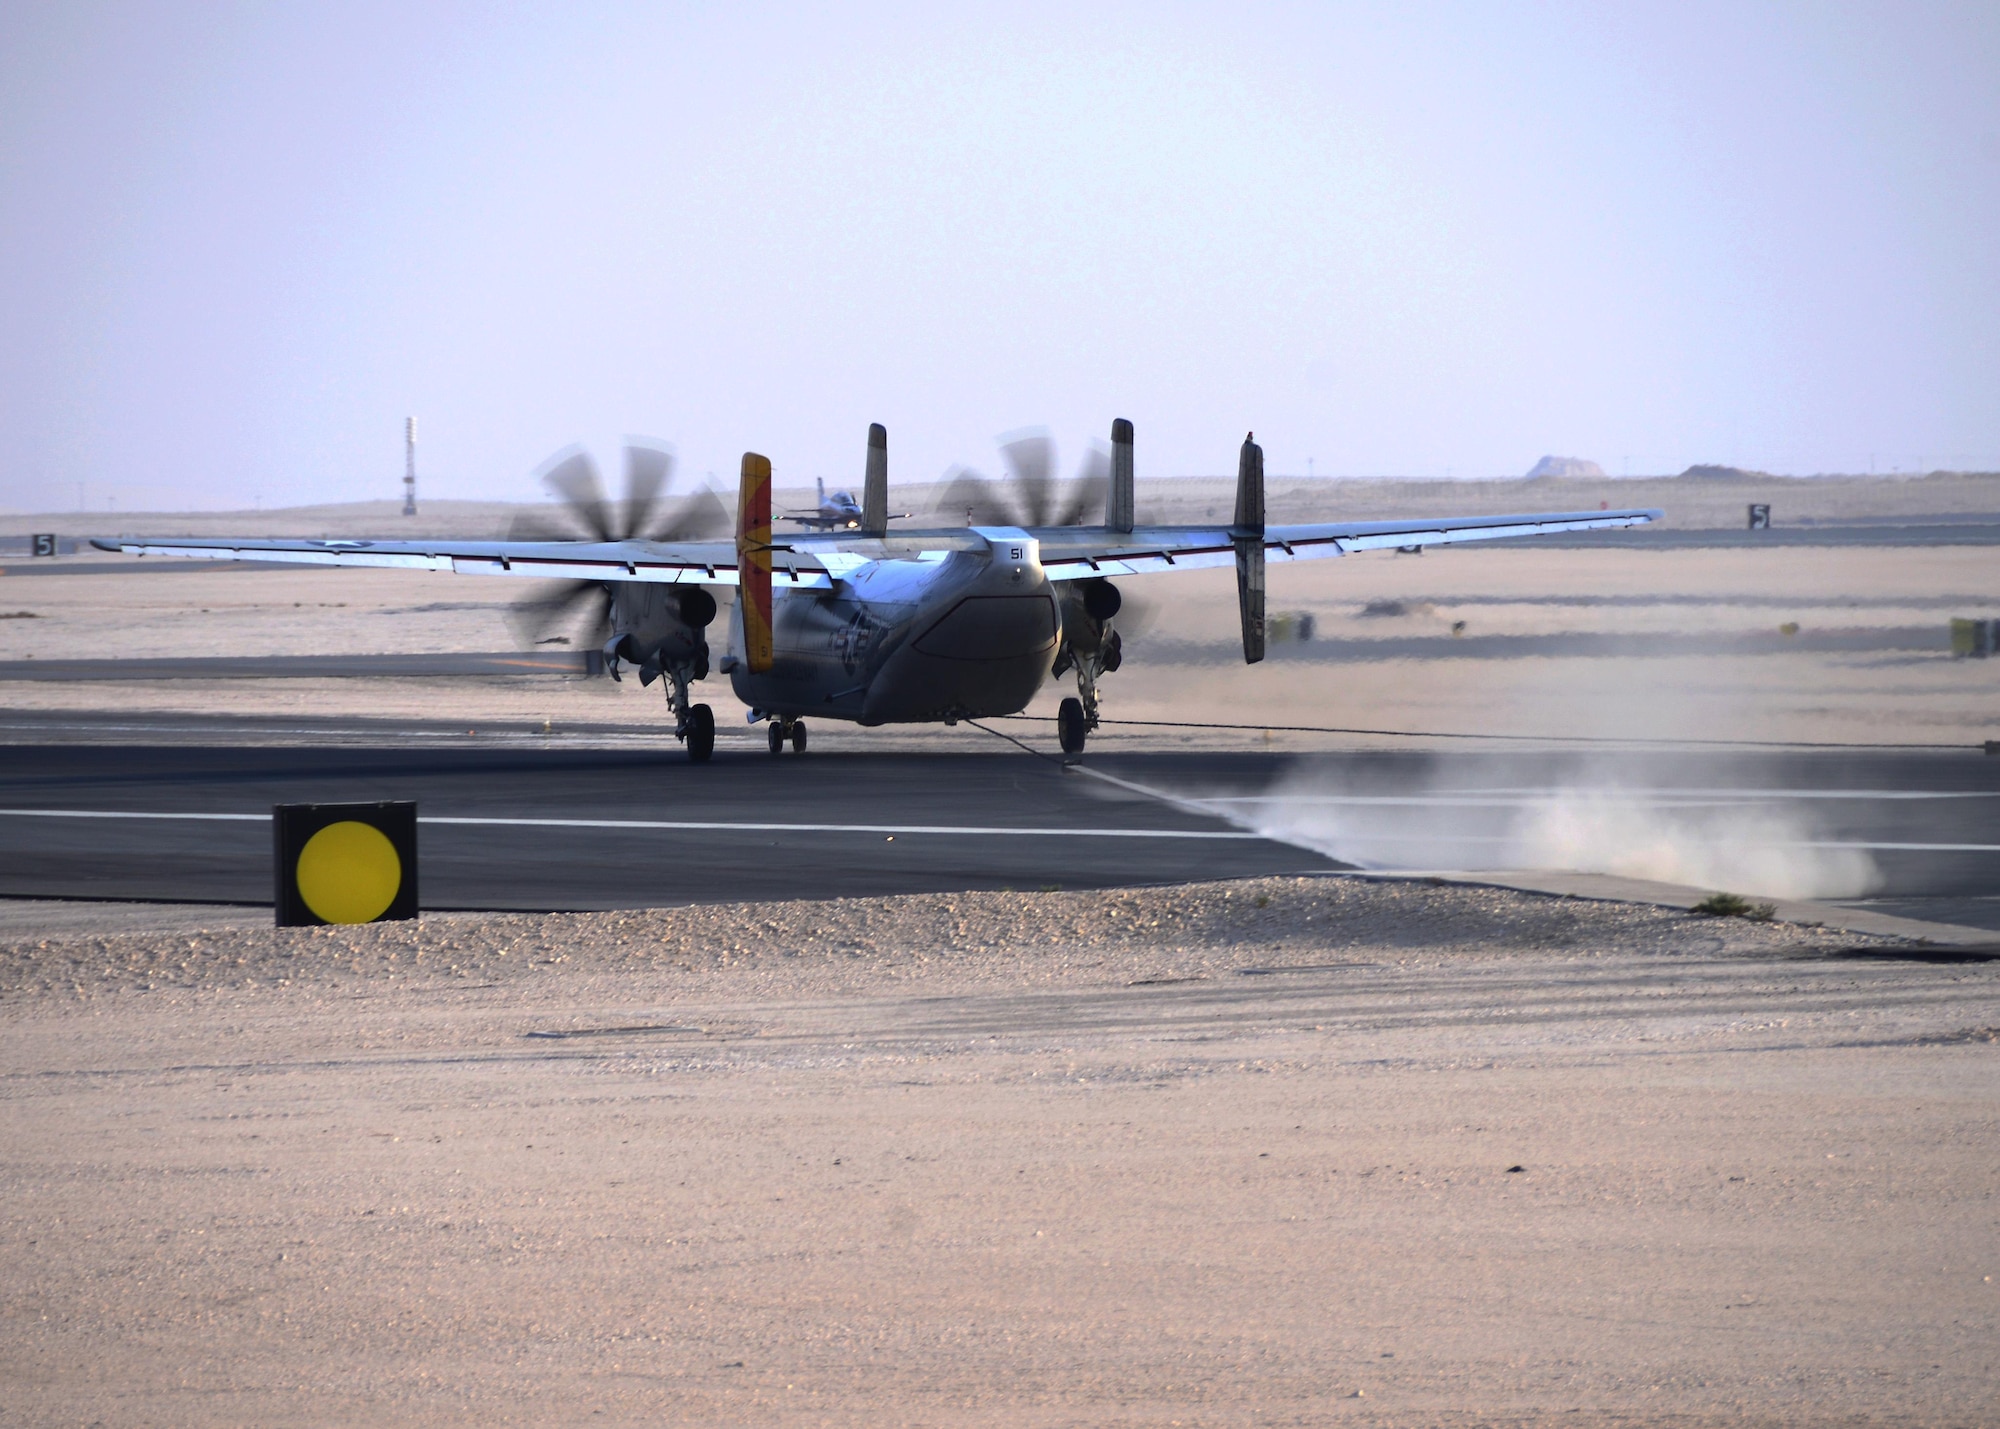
1525,455 -> 1606,479
1679,464 -> 1774,480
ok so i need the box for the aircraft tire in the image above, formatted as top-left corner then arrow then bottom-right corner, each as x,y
1057,697 -> 1088,755
791,720 -> 809,754
767,720 -> 786,755
686,704 -> 715,762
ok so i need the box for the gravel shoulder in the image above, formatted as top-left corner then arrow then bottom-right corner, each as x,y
0,875 -> 1901,1004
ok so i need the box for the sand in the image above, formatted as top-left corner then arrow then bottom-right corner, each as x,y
3,877 -> 1997,1426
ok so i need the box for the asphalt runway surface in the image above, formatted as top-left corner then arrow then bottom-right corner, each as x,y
0,651 -> 591,680
1,726 -> 1995,928
0,742 -> 1341,909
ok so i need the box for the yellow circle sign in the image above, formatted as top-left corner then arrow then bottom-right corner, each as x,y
296,820 -> 403,924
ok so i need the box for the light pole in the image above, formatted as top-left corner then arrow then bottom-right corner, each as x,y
403,417 -> 418,516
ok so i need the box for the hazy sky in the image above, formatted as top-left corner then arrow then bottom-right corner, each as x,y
2,2 -> 1996,512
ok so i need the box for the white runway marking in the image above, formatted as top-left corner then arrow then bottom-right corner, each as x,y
1192,789 -> 2000,806
1199,828 -> 2000,853
0,809 -> 1261,841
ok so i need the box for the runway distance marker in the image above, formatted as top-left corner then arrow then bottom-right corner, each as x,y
273,802 -> 418,926
295,821 -> 402,924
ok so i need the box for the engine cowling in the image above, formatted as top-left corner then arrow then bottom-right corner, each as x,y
677,586 -> 717,628
1081,578 -> 1121,622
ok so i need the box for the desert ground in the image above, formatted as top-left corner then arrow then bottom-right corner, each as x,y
3,878 -> 1997,1426
3,477 -> 1998,1424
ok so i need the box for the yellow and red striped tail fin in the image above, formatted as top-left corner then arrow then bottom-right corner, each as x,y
736,452 -> 774,673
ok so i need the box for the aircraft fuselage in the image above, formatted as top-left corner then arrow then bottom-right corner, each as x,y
723,528 -> 1059,725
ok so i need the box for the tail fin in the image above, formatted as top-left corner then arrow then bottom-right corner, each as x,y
816,476 -> 825,506
1108,418 -> 1134,533
861,422 -> 888,535
738,452 -> 774,673
1233,432 -> 1265,664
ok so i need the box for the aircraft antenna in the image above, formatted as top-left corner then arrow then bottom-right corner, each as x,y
402,417 -> 418,516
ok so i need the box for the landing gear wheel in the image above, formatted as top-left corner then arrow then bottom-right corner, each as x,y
1057,697 -> 1088,756
768,720 -> 786,755
790,720 -> 808,754
685,703 -> 715,763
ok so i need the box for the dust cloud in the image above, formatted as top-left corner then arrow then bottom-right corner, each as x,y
1204,757 -> 1882,901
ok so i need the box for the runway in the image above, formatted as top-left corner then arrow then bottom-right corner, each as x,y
0,728 -> 1995,926
0,744 -> 1342,909
0,651 -> 592,681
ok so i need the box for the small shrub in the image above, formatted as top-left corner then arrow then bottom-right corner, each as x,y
1693,892 -> 1777,921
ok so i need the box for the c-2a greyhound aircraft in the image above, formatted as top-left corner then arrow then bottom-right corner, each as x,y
97,422 -> 1659,761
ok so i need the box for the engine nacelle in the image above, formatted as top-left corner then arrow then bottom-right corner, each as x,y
1081,578 -> 1121,622
605,583 -> 723,681
677,586 -> 717,628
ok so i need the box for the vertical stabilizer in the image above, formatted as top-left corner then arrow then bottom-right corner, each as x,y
737,452 -> 774,673
1233,432 -> 1266,664
862,423 -> 888,535
1108,418 -> 1134,533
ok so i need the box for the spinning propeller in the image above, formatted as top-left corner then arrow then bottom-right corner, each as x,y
934,427 -> 1111,528
508,441 -> 730,647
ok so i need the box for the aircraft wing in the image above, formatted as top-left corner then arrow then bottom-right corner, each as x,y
94,505 -> 1657,588
1027,507 -> 1660,580
87,535 -> 812,586
89,531 -> 997,590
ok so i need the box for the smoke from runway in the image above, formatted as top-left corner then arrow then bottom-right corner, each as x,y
1214,757 -> 1883,901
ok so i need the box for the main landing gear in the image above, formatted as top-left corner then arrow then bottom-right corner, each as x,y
682,703 -> 715,762
1053,625 -> 1121,758
1051,647 -> 1107,756
1058,697 -> 1089,756
1052,578 -> 1124,759
654,649 -> 714,763
766,717 -> 808,755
